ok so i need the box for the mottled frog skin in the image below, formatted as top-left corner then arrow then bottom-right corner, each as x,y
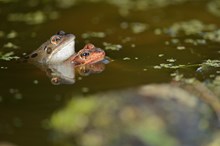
70,43 -> 105,66
27,31 -> 75,64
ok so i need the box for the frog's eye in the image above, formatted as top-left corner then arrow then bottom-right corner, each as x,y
57,31 -> 65,35
80,52 -> 90,60
50,35 -> 61,45
79,68 -> 90,76
51,77 -> 61,85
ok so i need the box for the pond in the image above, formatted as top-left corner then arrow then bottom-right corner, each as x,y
0,0 -> 220,146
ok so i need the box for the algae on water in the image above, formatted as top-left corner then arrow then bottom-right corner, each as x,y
0,51 -> 20,61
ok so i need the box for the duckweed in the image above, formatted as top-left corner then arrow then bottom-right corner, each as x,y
0,51 -> 19,61
81,32 -> 106,39
166,58 -> 176,63
184,39 -> 206,45
130,22 -> 148,34
54,0 -> 192,16
154,59 -> 220,71
103,42 -> 122,51
6,30 -> 17,39
203,29 -> 220,42
176,46 -> 186,50
158,54 -> 164,57
164,20 -> 216,36
7,10 -> 59,25
154,63 -> 185,69
123,57 -> 131,60
207,0 -> 220,17
121,22 -> 148,34
3,42 -> 19,49
203,59 -> 220,68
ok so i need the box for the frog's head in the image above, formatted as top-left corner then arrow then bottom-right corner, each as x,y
71,43 -> 105,66
27,31 -> 75,64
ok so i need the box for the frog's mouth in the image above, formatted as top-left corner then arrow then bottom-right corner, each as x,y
47,35 -> 75,63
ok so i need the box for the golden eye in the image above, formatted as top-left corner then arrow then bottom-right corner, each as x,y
50,35 -> 61,45
51,77 -> 61,85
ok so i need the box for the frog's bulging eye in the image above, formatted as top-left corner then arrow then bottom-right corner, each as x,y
57,31 -> 65,35
80,52 -> 90,58
46,47 -> 52,54
51,77 -> 61,85
50,35 -> 61,45
79,68 -> 90,76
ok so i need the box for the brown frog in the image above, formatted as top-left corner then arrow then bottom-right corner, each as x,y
70,43 -> 105,66
27,31 -> 106,65
27,31 -> 75,64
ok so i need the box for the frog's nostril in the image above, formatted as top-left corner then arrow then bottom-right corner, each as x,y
31,53 -> 38,58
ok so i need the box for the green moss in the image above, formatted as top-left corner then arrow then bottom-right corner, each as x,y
51,97 -> 97,133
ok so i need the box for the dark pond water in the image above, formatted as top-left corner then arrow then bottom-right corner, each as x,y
0,0 -> 220,146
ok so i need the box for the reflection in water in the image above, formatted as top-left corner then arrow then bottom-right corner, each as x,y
29,59 -> 107,85
48,61 -> 75,85
76,61 -> 105,76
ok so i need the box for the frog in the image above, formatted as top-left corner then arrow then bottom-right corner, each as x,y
26,31 -> 107,85
26,31 -> 75,64
70,43 -> 106,66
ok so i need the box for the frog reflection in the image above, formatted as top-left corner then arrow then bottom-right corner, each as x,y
76,61 -> 106,76
31,59 -> 106,85
25,31 -> 107,85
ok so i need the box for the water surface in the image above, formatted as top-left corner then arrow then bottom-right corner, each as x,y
0,0 -> 220,146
